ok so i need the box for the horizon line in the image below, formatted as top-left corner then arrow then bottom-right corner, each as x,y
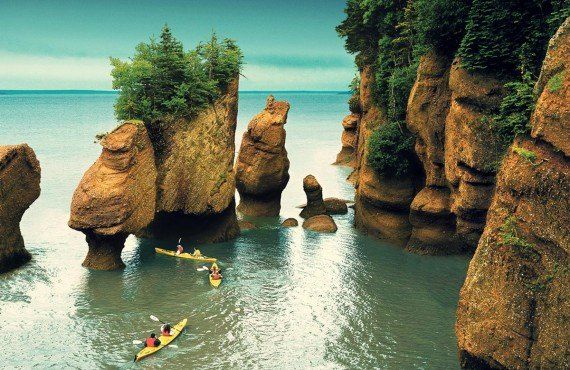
0,89 -> 351,94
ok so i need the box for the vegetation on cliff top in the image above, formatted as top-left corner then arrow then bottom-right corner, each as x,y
337,0 -> 568,176
110,25 -> 243,124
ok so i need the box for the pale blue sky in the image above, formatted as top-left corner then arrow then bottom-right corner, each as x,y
0,0 -> 354,90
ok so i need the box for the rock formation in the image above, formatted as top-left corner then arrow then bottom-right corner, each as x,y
405,51 -> 462,254
235,95 -> 290,216
302,215 -> 338,233
70,79 -> 241,269
299,175 -> 327,219
335,113 -> 359,166
69,121 -> 157,270
149,78 -> 240,241
281,218 -> 299,227
0,144 -> 41,273
323,197 -> 349,215
456,20 -> 569,369
352,66 -> 420,246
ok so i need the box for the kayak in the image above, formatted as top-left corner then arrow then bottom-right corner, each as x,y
155,248 -> 217,263
209,262 -> 222,288
134,318 -> 187,362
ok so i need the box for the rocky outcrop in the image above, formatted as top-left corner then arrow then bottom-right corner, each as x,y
406,51 -> 462,254
299,175 -> 327,219
352,66 -> 420,246
281,218 -> 299,227
323,197 -> 349,215
69,121 -> 157,270
302,215 -> 338,233
0,144 -> 41,273
456,20 -> 570,369
235,95 -> 290,216
335,113 -> 359,166
149,78 -> 240,241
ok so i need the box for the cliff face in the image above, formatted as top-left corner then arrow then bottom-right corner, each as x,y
148,78 -> 240,241
69,121 -> 157,270
404,51 -> 507,254
352,66 -> 419,245
456,20 -> 569,369
235,95 -> 290,216
0,144 -> 41,273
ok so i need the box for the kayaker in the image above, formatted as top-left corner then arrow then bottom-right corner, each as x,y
145,333 -> 161,347
193,248 -> 202,257
211,271 -> 222,280
176,244 -> 184,256
160,323 -> 172,336
209,265 -> 222,275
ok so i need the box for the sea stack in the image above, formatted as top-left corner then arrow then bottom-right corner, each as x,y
235,95 -> 290,216
0,144 -> 41,273
299,175 -> 327,219
69,121 -> 157,270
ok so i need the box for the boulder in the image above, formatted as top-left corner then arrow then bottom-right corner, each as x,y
323,197 -> 349,215
238,220 -> 255,230
281,218 -> 299,227
0,144 -> 41,273
299,175 -> 327,219
456,20 -> 570,369
302,215 -> 338,233
235,95 -> 290,216
69,121 -> 157,270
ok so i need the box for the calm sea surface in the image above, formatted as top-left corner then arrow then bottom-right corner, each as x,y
0,92 -> 468,369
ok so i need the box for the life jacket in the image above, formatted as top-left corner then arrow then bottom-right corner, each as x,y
146,337 -> 157,347
161,329 -> 171,336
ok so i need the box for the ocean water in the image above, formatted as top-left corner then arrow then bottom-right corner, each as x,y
0,91 -> 468,369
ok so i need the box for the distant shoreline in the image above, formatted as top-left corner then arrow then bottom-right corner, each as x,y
0,90 -> 351,95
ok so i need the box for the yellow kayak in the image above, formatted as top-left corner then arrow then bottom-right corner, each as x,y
209,262 -> 222,288
155,248 -> 217,263
134,318 -> 187,362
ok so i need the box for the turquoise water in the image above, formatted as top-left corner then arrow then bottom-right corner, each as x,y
0,92 -> 468,369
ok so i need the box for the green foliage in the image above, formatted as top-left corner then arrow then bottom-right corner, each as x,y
110,25 -> 242,124
349,73 -> 360,93
348,94 -> 361,113
367,121 -> 415,177
458,0 -> 565,76
413,0 -> 472,55
492,73 -> 536,144
499,216 -> 535,255
513,146 -> 538,163
547,71 -> 565,92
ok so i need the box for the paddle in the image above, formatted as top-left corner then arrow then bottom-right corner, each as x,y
150,315 -> 182,334
132,339 -> 178,348
196,265 -> 209,271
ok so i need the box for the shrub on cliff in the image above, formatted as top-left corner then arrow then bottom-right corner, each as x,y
367,121 -> 415,178
110,25 -> 243,123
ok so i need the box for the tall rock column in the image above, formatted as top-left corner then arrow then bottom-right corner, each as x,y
149,78 -> 240,242
235,95 -> 290,216
353,66 -> 419,245
0,144 -> 41,273
456,20 -> 569,369
445,59 -> 507,250
335,112 -> 359,166
406,51 -> 462,254
69,121 -> 157,270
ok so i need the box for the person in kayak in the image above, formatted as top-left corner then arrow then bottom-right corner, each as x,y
175,244 -> 184,256
145,333 -> 161,347
192,248 -> 202,257
160,323 -> 172,336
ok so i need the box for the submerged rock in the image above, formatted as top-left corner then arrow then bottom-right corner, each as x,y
299,175 -> 327,219
235,95 -> 290,216
302,215 -> 337,233
69,121 -> 157,270
238,220 -> 255,230
281,218 -> 299,227
0,144 -> 41,273
456,20 -> 570,369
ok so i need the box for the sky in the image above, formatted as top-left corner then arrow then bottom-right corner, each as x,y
0,0 -> 355,90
